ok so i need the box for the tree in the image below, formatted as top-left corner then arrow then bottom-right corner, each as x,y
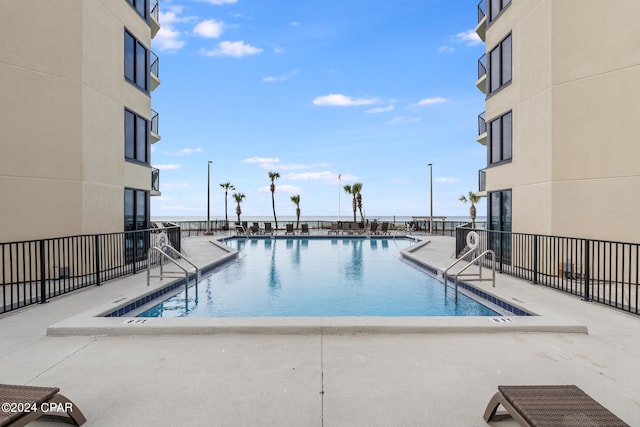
459,191 -> 481,229
268,171 -> 280,228
343,184 -> 357,223
219,182 -> 235,228
352,182 -> 364,223
290,194 -> 301,229
232,193 -> 245,223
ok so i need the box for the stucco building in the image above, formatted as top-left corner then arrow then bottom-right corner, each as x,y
475,0 -> 640,243
0,0 -> 162,242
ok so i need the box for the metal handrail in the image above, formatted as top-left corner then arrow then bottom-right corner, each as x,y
453,249 -> 496,302
478,53 -> 487,80
147,243 -> 199,286
150,51 -> 159,79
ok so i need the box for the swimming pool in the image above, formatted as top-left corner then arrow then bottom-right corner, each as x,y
135,237 -> 502,318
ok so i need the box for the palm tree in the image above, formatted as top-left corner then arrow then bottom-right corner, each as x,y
343,184 -> 357,223
268,171 -> 280,228
352,182 -> 364,223
219,182 -> 235,229
232,193 -> 245,223
290,194 -> 301,229
459,191 -> 481,229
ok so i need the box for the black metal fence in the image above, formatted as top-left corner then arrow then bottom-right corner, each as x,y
477,0 -> 486,23
0,226 -> 180,314
172,219 -> 484,238
478,53 -> 487,80
456,227 -> 639,315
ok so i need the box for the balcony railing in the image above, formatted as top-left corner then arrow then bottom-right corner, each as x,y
150,51 -> 159,79
478,112 -> 486,136
478,169 -> 486,193
150,0 -> 159,22
151,109 -> 159,135
477,0 -> 486,23
152,167 -> 160,192
478,53 -> 487,80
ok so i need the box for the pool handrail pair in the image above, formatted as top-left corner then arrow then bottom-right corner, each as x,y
147,243 -> 199,286
443,248 -> 496,302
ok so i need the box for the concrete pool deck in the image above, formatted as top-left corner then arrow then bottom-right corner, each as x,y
1,234 -> 639,426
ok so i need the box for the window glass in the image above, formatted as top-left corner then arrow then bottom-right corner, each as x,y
136,191 -> 147,230
490,46 -> 501,93
502,190 -> 512,233
125,110 -> 135,159
502,112 -> 512,160
136,116 -> 148,163
502,35 -> 512,84
124,32 -> 135,82
491,118 -> 502,163
124,189 -> 135,231
490,192 -> 500,231
136,0 -> 146,19
136,41 -> 147,90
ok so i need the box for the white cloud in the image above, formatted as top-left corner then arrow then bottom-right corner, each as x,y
313,94 -> 379,107
387,117 -> 422,125
438,45 -> 455,54
201,41 -> 263,57
162,148 -> 204,156
452,29 -> 482,46
287,171 -> 357,182
262,70 -> 298,83
200,0 -> 237,4
365,105 -> 394,114
415,97 -> 447,106
155,164 -> 182,170
435,177 -> 461,183
244,157 -> 280,164
193,19 -> 224,38
290,21 -> 301,27
154,26 -> 186,52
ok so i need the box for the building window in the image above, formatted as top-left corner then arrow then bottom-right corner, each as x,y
124,188 -> 149,231
488,111 -> 512,165
488,189 -> 512,264
488,0 -> 511,23
127,0 -> 148,20
488,33 -> 512,94
125,109 -> 149,164
124,30 -> 149,92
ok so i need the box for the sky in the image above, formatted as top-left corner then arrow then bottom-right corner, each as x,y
150,0 -> 487,220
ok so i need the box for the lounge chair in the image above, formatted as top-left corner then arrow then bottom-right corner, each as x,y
341,222 -> 353,235
328,223 -> 339,235
369,222 -> 379,234
483,385 -> 629,426
250,222 -> 261,235
264,223 -> 274,235
234,222 -> 246,235
380,222 -> 390,235
0,384 -> 87,426
285,224 -> 295,235
301,224 -> 309,235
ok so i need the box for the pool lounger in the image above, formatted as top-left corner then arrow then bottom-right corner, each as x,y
483,385 -> 629,426
0,384 -> 87,426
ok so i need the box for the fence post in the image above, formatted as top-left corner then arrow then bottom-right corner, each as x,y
39,240 -> 48,304
95,234 -> 101,286
533,235 -> 538,284
583,240 -> 590,301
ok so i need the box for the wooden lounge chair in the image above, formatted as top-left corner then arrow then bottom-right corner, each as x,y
285,224 -> 295,235
483,385 -> 629,427
369,222 -> 379,234
300,224 -> 309,235
0,384 -> 87,426
328,223 -> 339,235
380,222 -> 390,235
264,223 -> 274,235
250,222 -> 261,235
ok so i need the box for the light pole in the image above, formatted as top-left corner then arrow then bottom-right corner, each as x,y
428,163 -> 433,235
205,160 -> 213,235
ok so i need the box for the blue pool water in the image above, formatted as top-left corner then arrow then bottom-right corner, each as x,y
137,238 -> 500,318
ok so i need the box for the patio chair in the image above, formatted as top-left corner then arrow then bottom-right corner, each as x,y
328,223 -> 339,235
380,222 -> 390,235
341,222 -> 353,235
483,385 -> 629,426
264,223 -> 274,235
369,222 -> 379,234
301,224 -> 309,235
234,222 -> 246,235
250,223 -> 261,235
285,224 -> 295,235
0,383 -> 87,426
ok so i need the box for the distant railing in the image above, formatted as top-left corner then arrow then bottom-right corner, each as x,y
151,109 -> 159,135
478,169 -> 486,192
152,168 -> 160,192
150,0 -> 159,22
478,0 -> 486,23
0,225 -> 180,314
455,227 -> 640,315
150,51 -> 159,79
478,53 -> 487,80
478,111 -> 486,136
171,220 -> 485,238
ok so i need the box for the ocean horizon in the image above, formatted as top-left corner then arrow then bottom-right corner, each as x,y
152,215 -> 486,223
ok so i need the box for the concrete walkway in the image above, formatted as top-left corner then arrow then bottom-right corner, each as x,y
1,235 -> 639,426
